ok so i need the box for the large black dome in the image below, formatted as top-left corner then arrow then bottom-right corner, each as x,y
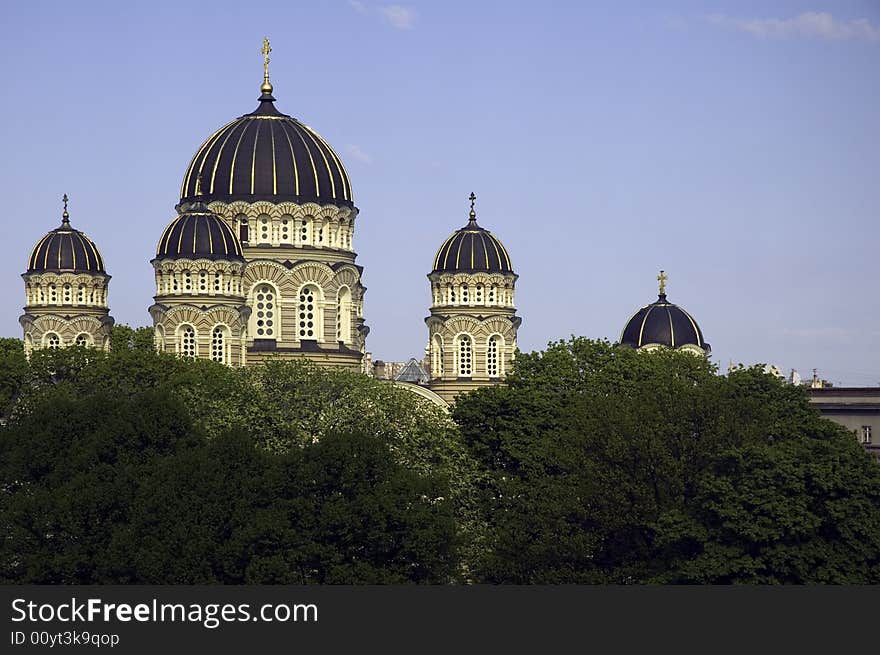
155,201 -> 244,262
179,92 -> 352,208
620,291 -> 709,353
432,197 -> 513,274
28,201 -> 106,274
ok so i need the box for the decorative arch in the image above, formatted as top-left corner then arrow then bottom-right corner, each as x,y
432,333 -> 444,378
249,280 -> 280,340
454,332 -> 474,377
177,323 -> 197,358
210,324 -> 231,365
486,333 -> 505,378
297,283 -> 323,340
44,332 -> 62,349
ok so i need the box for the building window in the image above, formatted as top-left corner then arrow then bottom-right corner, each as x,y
49,284 -> 57,303
863,426 -> 873,444
300,218 -> 311,245
487,336 -> 500,377
179,325 -> 196,358
199,271 -> 208,293
432,335 -> 443,377
75,333 -> 90,347
260,217 -> 271,243
457,334 -> 473,377
280,218 -> 291,243
461,284 -> 469,304
213,271 -> 222,293
183,270 -> 192,292
45,332 -> 61,349
475,285 -> 483,303
63,284 -> 71,303
488,285 -> 496,304
253,284 -> 277,338
211,326 -> 228,364
336,287 -> 351,343
299,285 -> 319,339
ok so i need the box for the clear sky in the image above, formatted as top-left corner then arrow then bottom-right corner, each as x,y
1,0 -> 878,385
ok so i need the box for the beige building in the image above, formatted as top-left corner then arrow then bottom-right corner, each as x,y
425,193 -> 521,404
808,387 -> 880,459
20,195 -> 114,354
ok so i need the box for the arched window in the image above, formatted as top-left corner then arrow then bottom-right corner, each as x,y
63,284 -> 71,303
336,287 -> 351,343
75,333 -> 91,347
259,215 -> 271,243
300,217 -> 312,245
49,284 -> 57,303
211,325 -> 229,364
77,284 -> 86,304
280,217 -> 291,243
475,285 -> 483,303
489,285 -> 497,304
432,334 -> 443,377
252,283 -> 278,339
213,271 -> 222,293
45,332 -> 61,349
457,334 -> 473,377
316,221 -> 325,244
182,270 -> 192,293
238,215 -> 249,244
461,284 -> 469,304
179,325 -> 197,358
487,335 -> 503,378
448,285 -> 456,304
298,284 -> 321,339
198,271 -> 208,293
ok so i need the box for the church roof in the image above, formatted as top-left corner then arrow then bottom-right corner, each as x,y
432,193 -> 513,274
179,91 -> 352,208
27,195 -> 107,275
155,200 -> 244,262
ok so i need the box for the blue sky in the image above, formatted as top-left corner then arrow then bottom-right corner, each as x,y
1,0 -> 878,384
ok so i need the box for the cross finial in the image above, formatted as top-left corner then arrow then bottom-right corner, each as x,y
468,191 -> 477,223
62,193 -> 70,225
657,269 -> 668,296
260,37 -> 273,95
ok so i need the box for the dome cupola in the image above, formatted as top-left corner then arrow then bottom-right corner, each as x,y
432,193 -> 513,274
179,41 -> 351,208
27,194 -> 106,274
155,183 -> 244,262
619,271 -> 710,354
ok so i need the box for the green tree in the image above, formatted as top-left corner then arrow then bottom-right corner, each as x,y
454,337 -> 880,584
109,324 -> 155,353
0,338 -> 28,420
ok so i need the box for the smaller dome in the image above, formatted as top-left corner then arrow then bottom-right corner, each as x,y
155,200 -> 244,262
619,272 -> 710,353
432,193 -> 513,274
27,196 -> 106,274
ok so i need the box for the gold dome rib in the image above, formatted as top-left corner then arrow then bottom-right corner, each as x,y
291,125 -> 320,197
250,120 -> 263,195
434,232 -> 456,270
637,305 -> 655,346
228,120 -> 253,195
478,233 -> 490,269
310,127 -> 351,201
667,307 -> 675,348
487,235 -> 504,271
191,216 -> 198,254
269,121 -> 277,195
680,307 -> 703,347
81,236 -> 94,270
209,123 -> 242,195
29,233 -> 51,269
157,220 -> 175,256
217,221 -> 230,256
68,234 -> 77,270
302,126 -> 336,199
183,119 -> 238,198
207,219 -> 214,254
177,215 -> 190,255
280,123 -> 301,196
454,234 -> 464,269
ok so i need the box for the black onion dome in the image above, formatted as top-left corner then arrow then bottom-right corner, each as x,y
179,92 -> 352,208
432,208 -> 513,274
28,211 -> 106,274
155,201 -> 244,262
620,293 -> 710,352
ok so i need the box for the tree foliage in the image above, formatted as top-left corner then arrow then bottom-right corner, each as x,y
453,337 -> 880,583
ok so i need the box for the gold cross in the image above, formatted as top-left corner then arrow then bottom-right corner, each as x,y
62,193 -> 69,223
262,38 -> 271,81
468,192 -> 477,222
657,270 -> 668,295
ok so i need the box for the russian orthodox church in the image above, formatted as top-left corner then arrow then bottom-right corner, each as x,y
20,40 -> 719,407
